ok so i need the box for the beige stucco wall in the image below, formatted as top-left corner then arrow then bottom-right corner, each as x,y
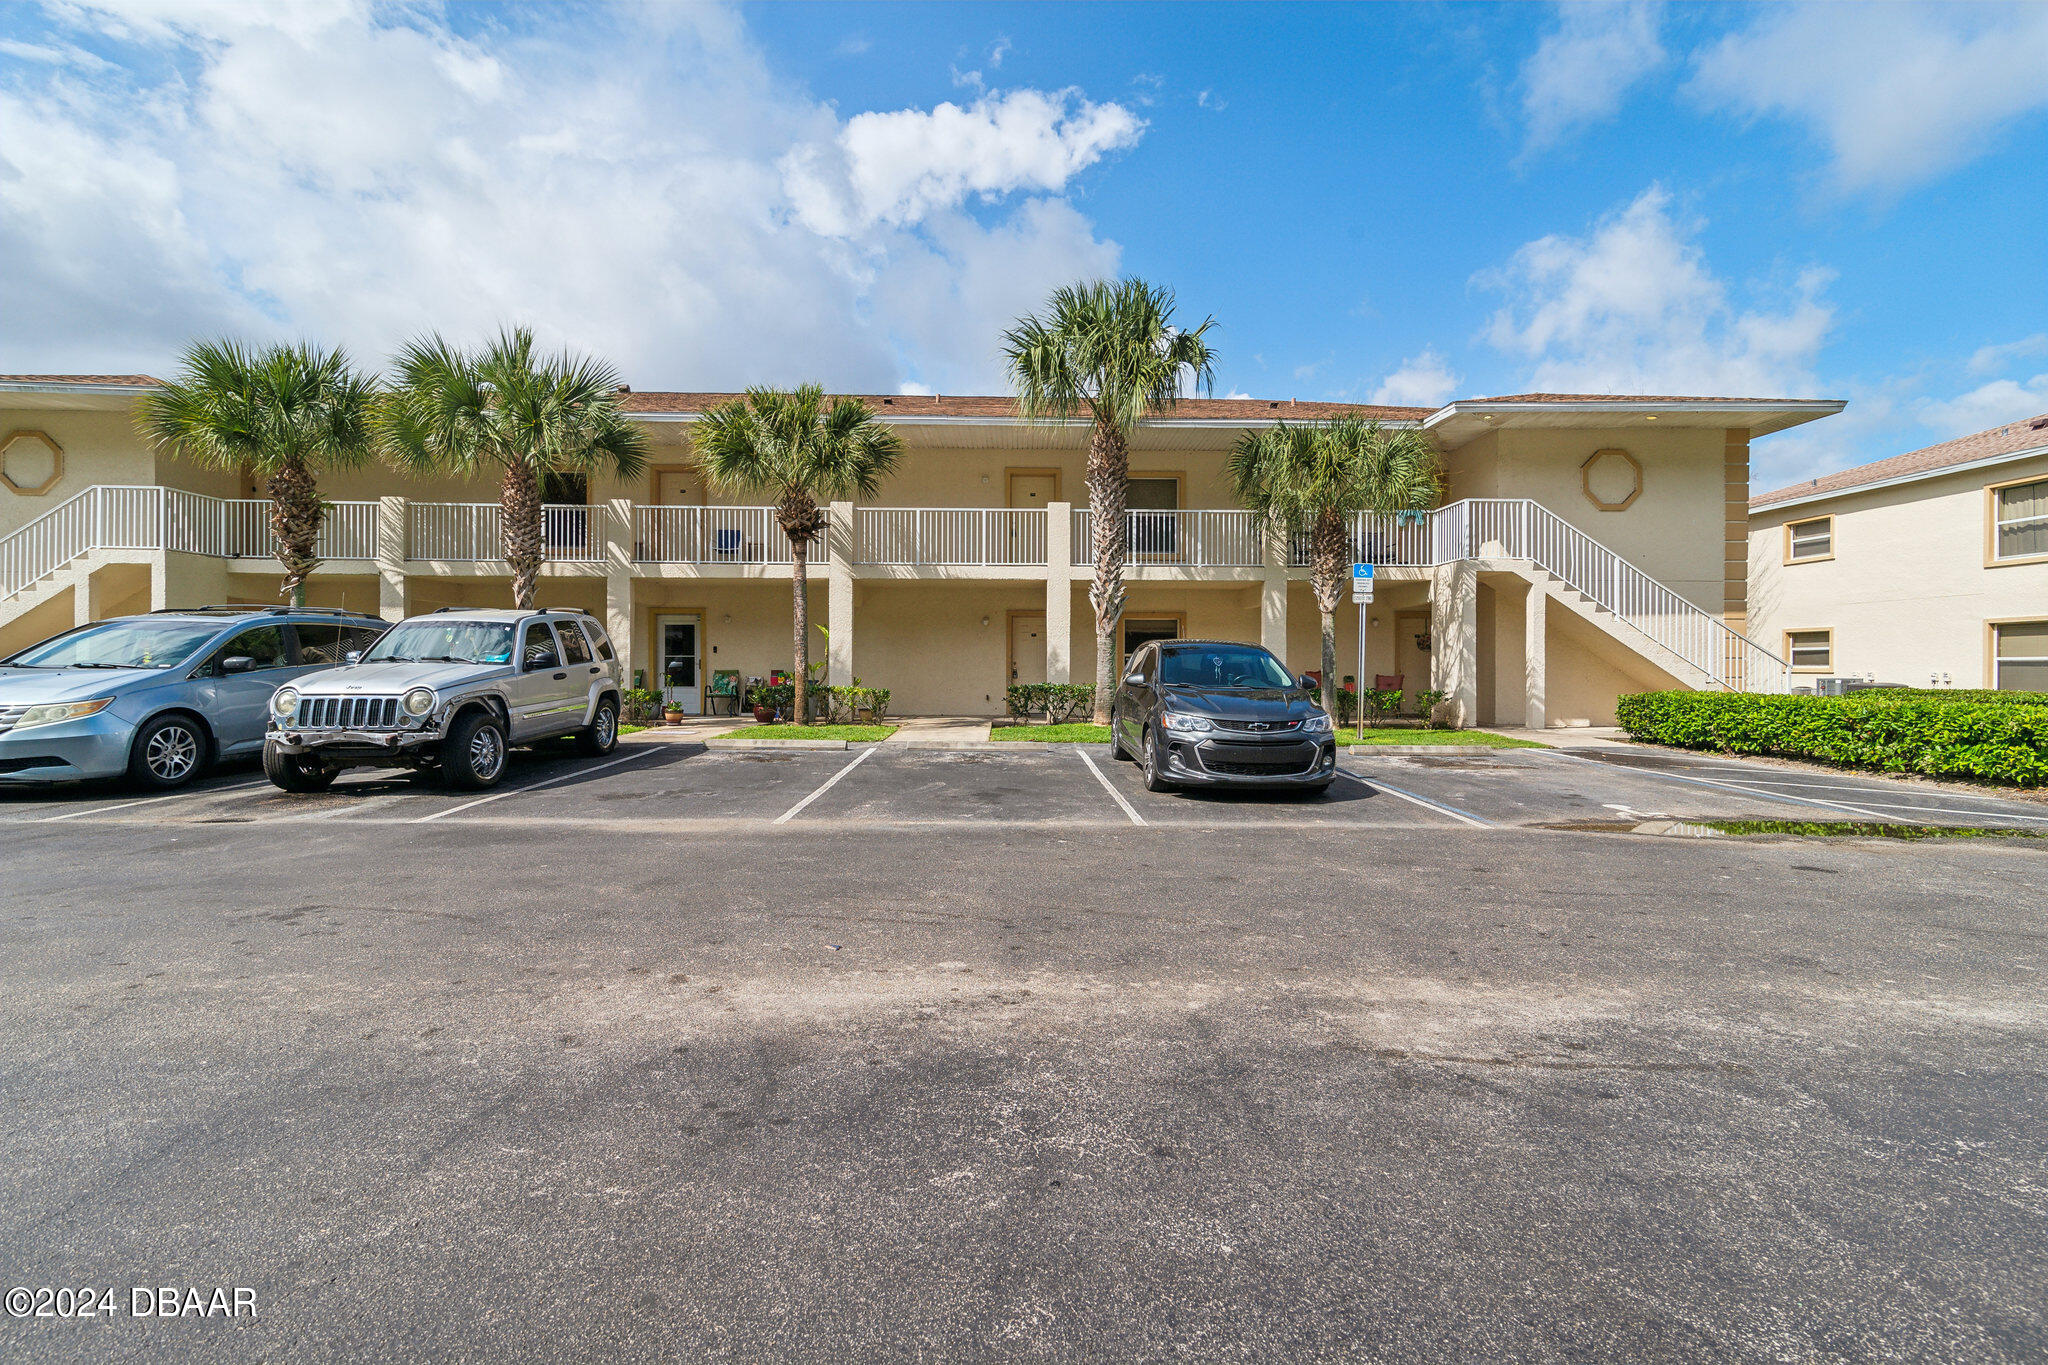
0,408 -> 166,537
1749,451 -> 2048,688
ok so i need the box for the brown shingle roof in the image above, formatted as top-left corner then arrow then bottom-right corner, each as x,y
1752,413 -> 2048,508
0,374 -> 161,386
619,391 -> 1433,421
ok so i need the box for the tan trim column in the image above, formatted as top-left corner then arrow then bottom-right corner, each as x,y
1431,559 -> 1478,728
1523,580 -> 1546,732
1260,519 -> 1288,660
604,497 -> 635,683
1723,427 -> 1750,665
1045,501 -> 1071,684
827,501 -> 855,687
376,496 -> 408,622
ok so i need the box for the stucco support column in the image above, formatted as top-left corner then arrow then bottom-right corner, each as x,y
74,565 -> 97,626
1044,501 -> 1072,684
826,501 -> 855,687
604,497 -> 635,684
1430,559 -> 1479,728
1260,518 -> 1288,661
376,496 -> 409,622
1523,580 -> 1546,732
148,552 -> 170,611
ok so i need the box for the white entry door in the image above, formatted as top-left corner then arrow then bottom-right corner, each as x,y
658,614 -> 702,715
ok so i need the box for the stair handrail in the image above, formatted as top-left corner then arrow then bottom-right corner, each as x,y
1,485 -> 106,601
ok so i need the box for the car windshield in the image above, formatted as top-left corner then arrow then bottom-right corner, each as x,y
3,619 -> 223,670
364,621 -> 515,665
1157,645 -> 1296,690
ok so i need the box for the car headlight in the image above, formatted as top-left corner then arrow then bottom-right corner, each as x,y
402,687 -> 437,718
13,697 -> 115,730
1161,712 -> 1213,734
271,687 -> 300,719
1301,713 -> 1333,734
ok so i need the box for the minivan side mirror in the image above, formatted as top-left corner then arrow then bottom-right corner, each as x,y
222,656 -> 257,674
1298,673 -> 1317,692
343,651 -> 363,665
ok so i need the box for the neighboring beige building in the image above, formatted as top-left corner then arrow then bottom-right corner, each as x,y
1749,414 -> 2048,693
2,377 -> 1842,724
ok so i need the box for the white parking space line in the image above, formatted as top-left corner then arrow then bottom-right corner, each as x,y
35,776 -> 271,823
1691,777 -> 2048,822
413,750 -> 660,824
1555,752 -> 1914,823
1335,767 -> 1492,827
1077,749 -> 1146,826
772,745 -> 880,825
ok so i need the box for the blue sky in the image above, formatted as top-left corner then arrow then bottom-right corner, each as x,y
2,2 -> 2044,486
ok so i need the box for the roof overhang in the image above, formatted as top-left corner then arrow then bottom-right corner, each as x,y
1422,398 -> 1846,450
1751,442 -> 2048,515
0,379 -> 162,412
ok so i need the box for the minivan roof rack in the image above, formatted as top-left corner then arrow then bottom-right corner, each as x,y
149,605 -> 376,617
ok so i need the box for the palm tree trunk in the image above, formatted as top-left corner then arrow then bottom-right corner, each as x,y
268,455 -> 322,607
502,463 -> 543,610
1086,418 -> 1129,725
791,536 -> 810,727
1309,508 -> 1347,720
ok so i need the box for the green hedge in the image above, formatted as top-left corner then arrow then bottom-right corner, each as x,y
1005,683 -> 1095,723
1615,690 -> 2048,787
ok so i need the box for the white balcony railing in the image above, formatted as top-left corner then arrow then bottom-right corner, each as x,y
1070,509 -> 1261,567
634,506 -> 791,564
856,508 -> 1046,566
408,503 -> 604,562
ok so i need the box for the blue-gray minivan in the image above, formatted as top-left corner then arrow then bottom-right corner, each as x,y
0,607 -> 389,789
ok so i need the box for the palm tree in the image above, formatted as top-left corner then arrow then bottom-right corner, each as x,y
694,386 -> 903,726
1003,280 -> 1216,724
137,340 -> 377,606
1228,417 -> 1442,719
381,328 -> 648,609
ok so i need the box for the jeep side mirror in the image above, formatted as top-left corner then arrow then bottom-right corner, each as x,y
526,650 -> 559,672
222,656 -> 257,674
343,651 -> 362,665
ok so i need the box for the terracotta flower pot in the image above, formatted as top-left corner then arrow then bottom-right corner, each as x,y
663,709 -> 685,725
752,705 -> 776,724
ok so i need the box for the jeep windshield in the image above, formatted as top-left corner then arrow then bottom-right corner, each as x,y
2,619 -> 222,670
363,622 -> 515,666
1157,644 -> 1296,690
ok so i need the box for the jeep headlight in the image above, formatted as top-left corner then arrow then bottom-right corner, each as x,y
270,687 -> 300,719
401,687 -> 437,718
1301,713 -> 1333,733
1161,712 -> 1213,734
14,697 -> 114,730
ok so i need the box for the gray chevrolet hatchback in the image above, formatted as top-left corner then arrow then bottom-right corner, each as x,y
1109,639 -> 1337,793
0,607 -> 390,790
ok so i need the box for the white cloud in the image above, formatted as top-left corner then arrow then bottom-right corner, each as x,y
1916,374 -> 2048,436
783,88 -> 1143,235
1478,185 -> 1834,398
1519,1 -> 1664,152
1370,349 -> 1460,408
1969,333 -> 2048,376
0,3 -> 1135,392
1690,2 -> 2048,194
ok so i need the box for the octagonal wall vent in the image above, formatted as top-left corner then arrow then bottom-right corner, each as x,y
1580,447 -> 1641,512
0,429 -> 65,496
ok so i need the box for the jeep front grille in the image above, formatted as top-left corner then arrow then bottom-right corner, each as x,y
294,696 -> 403,730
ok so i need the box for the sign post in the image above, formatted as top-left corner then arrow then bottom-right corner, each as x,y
1351,564 -> 1375,742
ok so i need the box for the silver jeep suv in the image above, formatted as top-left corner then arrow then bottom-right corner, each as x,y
264,608 -> 623,792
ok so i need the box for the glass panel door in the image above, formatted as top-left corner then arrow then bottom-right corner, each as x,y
659,615 -> 702,715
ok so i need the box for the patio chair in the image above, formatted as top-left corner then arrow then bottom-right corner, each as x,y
1374,674 -> 1403,691
707,670 -> 742,717
713,528 -> 743,562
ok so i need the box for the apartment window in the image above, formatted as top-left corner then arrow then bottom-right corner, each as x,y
1993,621 -> 2048,692
1786,516 -> 1833,562
1992,478 -> 2048,561
1786,629 -> 1832,672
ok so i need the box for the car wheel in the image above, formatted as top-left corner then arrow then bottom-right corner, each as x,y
1141,726 -> 1174,793
577,697 -> 619,756
263,745 -> 337,793
442,710 -> 508,791
1109,710 -> 1130,761
127,714 -> 207,791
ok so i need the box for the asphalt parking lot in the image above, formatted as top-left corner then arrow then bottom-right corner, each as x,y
4,735 -> 2045,834
3,741 -> 2045,1362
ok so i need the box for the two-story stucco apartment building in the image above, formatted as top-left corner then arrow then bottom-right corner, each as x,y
1749,413 -> 2048,693
1,376 -> 1844,724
